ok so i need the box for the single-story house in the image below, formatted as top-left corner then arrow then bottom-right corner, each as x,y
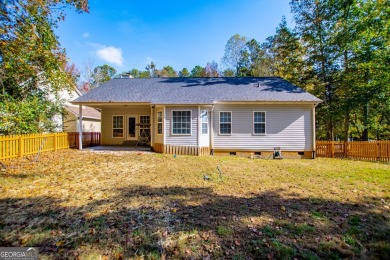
72,77 -> 321,158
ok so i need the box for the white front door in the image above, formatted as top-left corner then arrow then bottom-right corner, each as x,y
127,115 -> 137,140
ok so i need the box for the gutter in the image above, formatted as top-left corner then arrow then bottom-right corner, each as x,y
213,101 -> 322,105
70,101 -> 152,106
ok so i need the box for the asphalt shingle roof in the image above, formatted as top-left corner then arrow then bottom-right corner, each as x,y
72,77 -> 322,104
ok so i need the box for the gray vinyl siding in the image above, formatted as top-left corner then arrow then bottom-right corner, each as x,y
199,108 -> 210,147
101,106 -> 150,145
213,104 -> 313,151
165,106 -> 198,146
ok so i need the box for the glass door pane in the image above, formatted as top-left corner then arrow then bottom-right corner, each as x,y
128,117 -> 136,138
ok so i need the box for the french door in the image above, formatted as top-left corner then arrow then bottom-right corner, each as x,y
127,115 -> 137,140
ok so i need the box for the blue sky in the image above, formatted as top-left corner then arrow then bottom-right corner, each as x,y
56,0 -> 293,74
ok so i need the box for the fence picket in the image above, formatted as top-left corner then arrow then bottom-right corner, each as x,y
316,141 -> 390,162
0,132 -> 100,160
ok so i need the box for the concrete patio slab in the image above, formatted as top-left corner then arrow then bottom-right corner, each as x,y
85,146 -> 152,152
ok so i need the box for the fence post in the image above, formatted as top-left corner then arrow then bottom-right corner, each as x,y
54,133 -> 58,151
330,141 -> 334,158
344,141 -> 347,158
377,142 -> 380,161
0,136 -> 2,160
19,135 -> 24,158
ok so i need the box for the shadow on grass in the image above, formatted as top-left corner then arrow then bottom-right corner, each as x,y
0,173 -> 38,179
0,186 -> 389,259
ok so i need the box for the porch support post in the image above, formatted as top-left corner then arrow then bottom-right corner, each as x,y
79,105 -> 83,150
163,106 -> 166,145
150,105 -> 154,147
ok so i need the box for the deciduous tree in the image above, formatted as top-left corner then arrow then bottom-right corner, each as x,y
157,66 -> 177,77
221,34 -> 247,75
145,62 -> 157,78
0,0 -> 89,134
91,64 -> 116,88
190,65 -> 205,77
204,61 -> 219,77
179,68 -> 190,77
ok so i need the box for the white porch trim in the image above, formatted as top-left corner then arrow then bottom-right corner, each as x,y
78,105 -> 83,150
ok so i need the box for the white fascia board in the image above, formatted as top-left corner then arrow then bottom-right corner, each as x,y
213,101 -> 322,105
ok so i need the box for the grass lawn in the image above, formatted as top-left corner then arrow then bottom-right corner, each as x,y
0,150 -> 389,259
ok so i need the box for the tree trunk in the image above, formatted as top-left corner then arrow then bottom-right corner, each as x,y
343,110 -> 350,141
343,51 -> 350,141
325,83 -> 334,141
362,102 -> 369,141
326,116 -> 334,140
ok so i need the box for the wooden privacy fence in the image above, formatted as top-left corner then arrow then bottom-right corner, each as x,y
0,132 -> 100,160
316,141 -> 390,162
67,132 -> 101,149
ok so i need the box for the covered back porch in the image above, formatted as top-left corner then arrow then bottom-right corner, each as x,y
76,103 -> 153,148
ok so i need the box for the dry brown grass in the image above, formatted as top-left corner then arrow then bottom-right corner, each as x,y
0,149 -> 389,259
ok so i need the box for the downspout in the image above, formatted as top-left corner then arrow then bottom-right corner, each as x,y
210,105 -> 214,155
197,106 -> 200,151
78,105 -> 83,150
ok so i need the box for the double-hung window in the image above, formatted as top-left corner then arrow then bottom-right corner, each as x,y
253,111 -> 266,134
157,111 -> 163,135
172,111 -> 191,135
219,111 -> 232,135
113,115 -> 124,137
200,110 -> 208,134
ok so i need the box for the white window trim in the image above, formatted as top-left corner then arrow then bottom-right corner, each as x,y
253,111 -> 266,135
157,111 -> 163,135
219,111 -> 232,135
171,110 -> 192,136
201,110 -> 208,135
112,115 -> 124,138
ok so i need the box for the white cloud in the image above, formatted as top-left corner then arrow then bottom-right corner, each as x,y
82,32 -> 90,38
96,46 -> 124,66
